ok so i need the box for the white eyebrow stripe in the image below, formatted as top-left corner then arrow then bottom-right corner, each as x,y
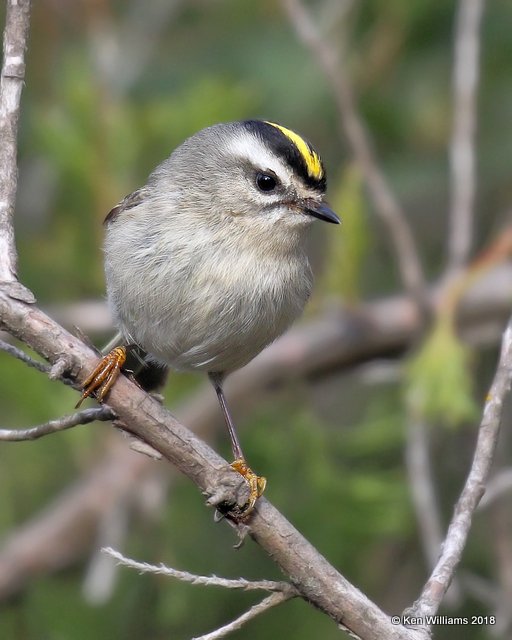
225,131 -> 293,185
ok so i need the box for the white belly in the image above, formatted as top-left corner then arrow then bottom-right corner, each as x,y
105,230 -> 312,374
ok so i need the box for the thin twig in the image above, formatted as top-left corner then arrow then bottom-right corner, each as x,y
0,407 -> 114,441
0,337 -> 76,386
281,0 -> 427,302
411,313 -> 512,618
192,592 -> 294,640
0,337 -> 50,373
102,547 -> 296,594
0,0 -> 31,283
448,0 -> 485,273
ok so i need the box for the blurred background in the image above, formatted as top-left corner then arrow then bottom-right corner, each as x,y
1,0 -> 512,638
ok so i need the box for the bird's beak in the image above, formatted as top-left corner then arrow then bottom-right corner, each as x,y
303,201 -> 340,224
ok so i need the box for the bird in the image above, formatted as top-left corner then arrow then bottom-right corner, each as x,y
77,120 -> 340,518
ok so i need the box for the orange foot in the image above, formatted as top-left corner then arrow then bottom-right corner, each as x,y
230,458 -> 267,518
76,346 -> 127,408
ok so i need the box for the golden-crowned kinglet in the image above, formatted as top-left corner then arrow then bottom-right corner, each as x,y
78,120 -> 340,517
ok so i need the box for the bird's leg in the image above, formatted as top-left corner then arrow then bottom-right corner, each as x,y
209,373 -> 266,517
76,346 -> 128,408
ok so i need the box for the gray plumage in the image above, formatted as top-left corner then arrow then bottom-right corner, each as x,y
104,121 -> 336,376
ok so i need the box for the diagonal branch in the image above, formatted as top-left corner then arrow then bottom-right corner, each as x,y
448,0 -> 485,273
0,0 -> 31,283
0,290 -> 420,640
281,0 -> 427,302
192,591 -> 295,640
1,261 -> 511,603
410,313 -> 512,618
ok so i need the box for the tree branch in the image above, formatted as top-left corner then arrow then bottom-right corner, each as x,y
0,2 -> 507,637
102,547 -> 334,639
0,407 -> 114,441
411,313 -> 512,618
0,288 -> 420,640
192,591 -> 295,640
0,336 -> 52,373
448,0 -> 485,273
0,0 -> 30,284
1,260 -> 511,614
103,547 -> 296,594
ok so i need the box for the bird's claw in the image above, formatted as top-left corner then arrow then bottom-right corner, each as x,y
228,458 -> 266,519
76,346 -> 127,407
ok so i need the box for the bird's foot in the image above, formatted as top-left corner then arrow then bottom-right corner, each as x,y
76,346 -> 127,407
229,458 -> 266,519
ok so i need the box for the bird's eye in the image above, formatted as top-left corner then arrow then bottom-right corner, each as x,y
255,172 -> 278,192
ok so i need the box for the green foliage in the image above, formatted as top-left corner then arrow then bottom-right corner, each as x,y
405,317 -> 478,428
319,164 -> 369,301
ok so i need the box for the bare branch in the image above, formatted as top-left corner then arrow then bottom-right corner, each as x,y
0,337 -> 82,385
411,313 -> 512,618
192,591 -> 294,640
0,336 -> 50,373
281,0 -> 427,302
0,407 -> 114,441
1,261 -> 511,617
448,0 -> 486,272
0,2 -> 504,631
103,547 -> 296,594
106,544 -> 353,640
0,290 -> 421,640
0,0 -> 30,283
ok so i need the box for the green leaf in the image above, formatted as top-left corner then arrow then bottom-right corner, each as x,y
405,317 -> 478,428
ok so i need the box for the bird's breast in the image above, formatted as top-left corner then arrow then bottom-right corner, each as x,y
106,222 -> 313,373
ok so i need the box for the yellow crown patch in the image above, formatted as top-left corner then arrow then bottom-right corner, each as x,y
265,122 -> 324,181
